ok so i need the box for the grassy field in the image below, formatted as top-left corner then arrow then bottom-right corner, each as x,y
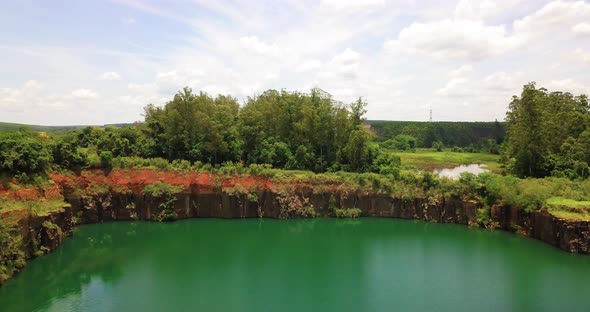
391,148 -> 502,173
546,197 -> 590,221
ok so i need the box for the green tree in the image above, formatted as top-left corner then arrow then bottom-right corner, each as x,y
503,82 -> 590,178
0,129 -> 52,180
52,133 -> 88,170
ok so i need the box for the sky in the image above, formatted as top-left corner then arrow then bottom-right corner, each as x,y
1,0 -> 590,125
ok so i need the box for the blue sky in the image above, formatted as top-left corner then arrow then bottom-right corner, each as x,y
1,0 -> 589,125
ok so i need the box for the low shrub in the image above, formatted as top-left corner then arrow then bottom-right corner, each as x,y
335,208 -> 362,219
144,182 -> 183,222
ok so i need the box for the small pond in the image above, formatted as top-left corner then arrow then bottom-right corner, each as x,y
433,163 -> 488,178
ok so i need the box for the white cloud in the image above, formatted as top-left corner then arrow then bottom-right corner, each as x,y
99,71 -> 121,80
239,36 -> 281,57
127,83 -> 157,93
2,0 -> 590,124
575,48 -> 590,62
389,19 -> 520,61
436,78 -> 469,96
320,48 -> 361,80
330,48 -> 360,65
450,65 -> 473,77
546,78 -> 588,94
484,72 -> 519,91
71,89 -> 98,99
454,0 -> 497,19
572,22 -> 590,35
320,0 -> 385,12
296,59 -> 322,73
513,1 -> 590,39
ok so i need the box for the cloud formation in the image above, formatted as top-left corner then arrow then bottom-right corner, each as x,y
0,0 -> 589,125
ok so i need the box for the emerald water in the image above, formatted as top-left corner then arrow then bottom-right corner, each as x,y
1,219 -> 589,312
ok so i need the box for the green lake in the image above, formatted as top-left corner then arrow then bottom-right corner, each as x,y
1,218 -> 589,311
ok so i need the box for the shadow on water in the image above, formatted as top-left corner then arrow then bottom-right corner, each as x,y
0,219 -> 589,312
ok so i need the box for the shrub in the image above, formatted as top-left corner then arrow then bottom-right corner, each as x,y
0,130 -> 52,179
335,208 -> 362,219
144,182 -> 183,222
432,141 -> 444,152
99,151 -> 113,169
277,193 -> 317,219
0,217 -> 26,284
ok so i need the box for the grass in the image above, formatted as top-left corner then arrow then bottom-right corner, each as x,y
0,197 -> 70,216
391,148 -> 501,173
545,197 -> 590,221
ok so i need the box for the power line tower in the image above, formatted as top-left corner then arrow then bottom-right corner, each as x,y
429,108 -> 433,122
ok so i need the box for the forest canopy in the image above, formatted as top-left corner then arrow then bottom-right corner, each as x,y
142,87 -> 379,172
502,82 -> 590,179
0,88 -> 400,181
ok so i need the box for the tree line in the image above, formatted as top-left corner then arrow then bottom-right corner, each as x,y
2,83 -> 588,181
0,87 -> 402,181
369,120 -> 505,150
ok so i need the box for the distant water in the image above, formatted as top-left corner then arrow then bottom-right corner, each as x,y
434,163 -> 488,178
1,219 -> 590,312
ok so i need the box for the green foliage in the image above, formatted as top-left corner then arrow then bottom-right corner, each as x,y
432,141 -> 444,152
140,87 -> 373,172
144,182 -> 183,222
503,82 -> 590,178
371,151 -> 401,176
52,133 -> 89,170
344,129 -> 373,172
99,151 -> 113,169
0,217 -> 26,284
546,197 -> 590,221
247,193 -> 258,202
476,206 -> 493,228
144,87 -> 241,164
334,208 -> 362,218
143,181 -> 183,197
0,196 -> 69,216
112,156 -> 171,170
277,193 -> 317,219
393,149 -> 501,172
369,120 -> 506,148
382,134 -> 416,151
0,129 -> 53,180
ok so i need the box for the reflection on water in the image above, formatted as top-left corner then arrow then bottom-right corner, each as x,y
434,164 -> 488,178
1,219 -> 590,312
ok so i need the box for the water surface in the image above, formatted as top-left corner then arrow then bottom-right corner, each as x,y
434,163 -> 488,178
1,219 -> 589,312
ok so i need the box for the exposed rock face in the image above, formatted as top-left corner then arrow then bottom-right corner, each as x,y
63,189 -> 590,255
2,188 -> 589,286
16,207 -> 73,259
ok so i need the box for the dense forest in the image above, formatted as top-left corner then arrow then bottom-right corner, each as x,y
368,120 -> 505,151
0,88 -> 404,182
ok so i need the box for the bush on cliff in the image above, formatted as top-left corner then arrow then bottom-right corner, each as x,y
144,182 -> 183,222
334,208 -> 362,219
0,217 -> 26,284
